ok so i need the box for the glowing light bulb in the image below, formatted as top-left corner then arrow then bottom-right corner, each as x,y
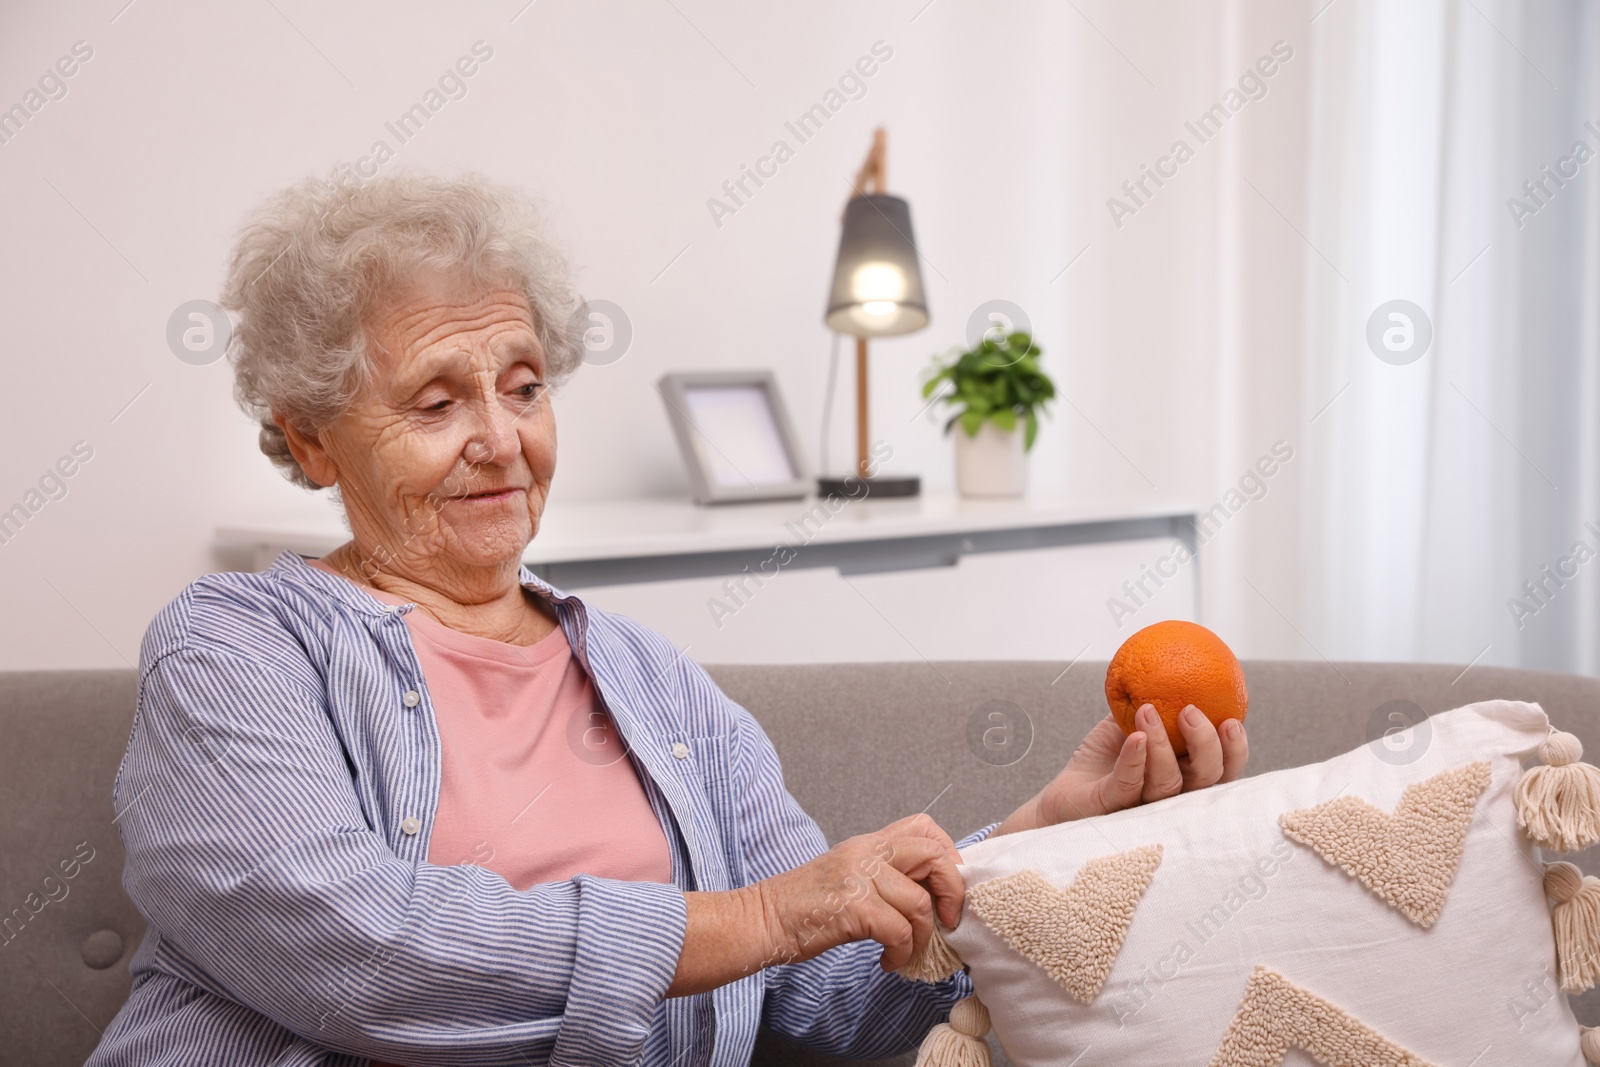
850,261 -> 906,304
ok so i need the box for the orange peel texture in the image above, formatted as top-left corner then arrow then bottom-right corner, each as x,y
1103,620 -> 1248,756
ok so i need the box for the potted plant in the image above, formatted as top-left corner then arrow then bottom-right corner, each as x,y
922,330 -> 1055,497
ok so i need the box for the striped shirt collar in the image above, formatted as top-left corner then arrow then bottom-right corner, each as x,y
272,546 -> 570,623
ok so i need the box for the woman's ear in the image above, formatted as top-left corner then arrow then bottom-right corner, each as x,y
272,412 -> 339,488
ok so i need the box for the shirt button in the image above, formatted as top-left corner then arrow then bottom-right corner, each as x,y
671,742 -> 689,760
400,816 -> 421,836
403,690 -> 421,708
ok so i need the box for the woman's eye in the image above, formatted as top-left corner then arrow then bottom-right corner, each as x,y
513,382 -> 544,399
423,399 -> 451,413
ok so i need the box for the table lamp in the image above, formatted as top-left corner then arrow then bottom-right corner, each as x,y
819,127 -> 928,499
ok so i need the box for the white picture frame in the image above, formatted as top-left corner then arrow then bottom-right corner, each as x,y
657,371 -> 811,505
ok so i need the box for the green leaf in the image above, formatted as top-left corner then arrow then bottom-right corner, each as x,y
1024,410 -> 1039,450
925,330 -> 1056,429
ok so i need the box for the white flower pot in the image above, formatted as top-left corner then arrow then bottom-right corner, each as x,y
954,421 -> 1028,497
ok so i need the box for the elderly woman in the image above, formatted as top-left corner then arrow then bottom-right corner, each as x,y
89,172 -> 1247,1066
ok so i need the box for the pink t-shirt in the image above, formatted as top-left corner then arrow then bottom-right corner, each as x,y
309,559 -> 673,891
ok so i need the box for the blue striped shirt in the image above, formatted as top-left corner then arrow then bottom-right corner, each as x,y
88,550 -> 987,1065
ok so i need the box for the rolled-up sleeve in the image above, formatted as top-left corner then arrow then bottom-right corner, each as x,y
714,686 -> 997,1059
116,642 -> 686,1066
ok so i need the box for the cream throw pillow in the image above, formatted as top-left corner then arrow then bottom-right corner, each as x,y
914,700 -> 1596,1067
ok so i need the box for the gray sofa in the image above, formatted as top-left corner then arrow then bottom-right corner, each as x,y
5,661 -> 1599,1066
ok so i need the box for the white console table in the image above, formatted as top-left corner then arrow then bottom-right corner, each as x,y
216,494 -> 1201,665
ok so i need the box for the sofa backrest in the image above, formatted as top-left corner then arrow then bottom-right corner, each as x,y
5,661 -> 1599,1066
1,670 -> 141,1067
707,659 -> 1600,848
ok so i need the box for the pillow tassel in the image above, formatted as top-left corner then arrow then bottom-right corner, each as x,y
914,995 -> 991,1067
1545,861 -> 1600,993
1581,1025 -> 1600,1064
1516,731 -> 1600,853
895,923 -> 964,983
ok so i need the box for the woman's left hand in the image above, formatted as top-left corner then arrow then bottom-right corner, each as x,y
994,704 -> 1248,837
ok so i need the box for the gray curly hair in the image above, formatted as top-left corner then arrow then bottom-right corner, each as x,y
220,169 -> 585,490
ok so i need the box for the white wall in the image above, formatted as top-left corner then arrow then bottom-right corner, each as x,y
0,0 -> 1316,670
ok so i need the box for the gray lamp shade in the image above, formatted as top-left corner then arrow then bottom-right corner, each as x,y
824,194 -> 929,338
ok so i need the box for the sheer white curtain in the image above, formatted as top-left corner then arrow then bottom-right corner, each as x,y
1294,0 -> 1600,673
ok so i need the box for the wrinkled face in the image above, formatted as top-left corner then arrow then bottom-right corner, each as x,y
319,270 -> 555,579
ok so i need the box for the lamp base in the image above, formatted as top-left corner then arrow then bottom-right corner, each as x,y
817,474 -> 921,499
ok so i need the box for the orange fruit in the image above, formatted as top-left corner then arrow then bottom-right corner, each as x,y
1104,619 -> 1247,756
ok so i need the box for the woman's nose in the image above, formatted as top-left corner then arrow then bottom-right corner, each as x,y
464,402 -> 521,466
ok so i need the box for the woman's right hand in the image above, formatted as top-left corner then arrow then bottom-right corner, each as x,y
667,814 -> 966,997
757,813 -> 966,971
